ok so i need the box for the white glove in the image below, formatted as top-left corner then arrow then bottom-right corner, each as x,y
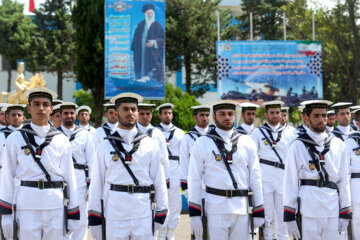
2,214 -> 13,239
253,217 -> 265,229
184,190 -> 189,199
90,225 -> 102,240
190,216 -> 203,239
286,220 -> 301,240
338,218 -> 349,233
154,222 -> 162,234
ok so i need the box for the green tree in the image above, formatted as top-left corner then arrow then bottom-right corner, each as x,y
73,89 -> 96,121
166,0 -> 237,96
30,0 -> 75,100
72,0 -> 104,126
238,0 -> 288,40
147,83 -> 200,130
0,0 -> 35,92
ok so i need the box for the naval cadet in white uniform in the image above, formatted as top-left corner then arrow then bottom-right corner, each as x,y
88,93 -> 168,240
180,105 -> 210,199
330,102 -> 356,141
0,103 -> 8,129
188,100 -> 264,240
284,100 -> 352,240
76,106 -> 96,134
0,104 -> 26,174
236,102 -> 259,135
155,103 -> 185,240
280,106 -> 296,133
92,103 -> 119,147
251,100 -> 293,240
137,103 -> 170,196
0,87 -> 80,240
345,108 -> 360,239
58,102 -> 95,240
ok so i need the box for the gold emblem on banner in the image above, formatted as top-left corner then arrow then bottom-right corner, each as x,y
112,154 -> 119,162
309,163 -> 316,170
24,148 -> 31,155
355,149 -> 360,156
215,154 -> 222,161
264,140 -> 269,145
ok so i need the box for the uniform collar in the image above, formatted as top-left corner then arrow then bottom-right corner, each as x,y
138,122 -> 152,133
337,125 -> 351,135
266,122 -> 280,132
326,126 -> 334,132
107,121 -> 118,131
8,124 -> 23,131
116,126 -> 137,145
215,127 -> 234,144
160,122 -> 173,132
306,127 -> 328,146
241,122 -> 254,134
31,122 -> 50,138
0,124 -> 6,129
79,123 -> 90,129
195,125 -> 208,135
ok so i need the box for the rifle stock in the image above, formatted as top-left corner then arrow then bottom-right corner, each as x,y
202,198 -> 208,240
248,191 -> 255,239
296,197 -> 302,239
101,199 -> 106,240
13,205 -> 18,240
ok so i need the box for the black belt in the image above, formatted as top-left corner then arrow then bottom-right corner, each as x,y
169,156 -> 179,161
206,186 -> 248,198
300,179 -> 338,190
351,173 -> 360,178
260,159 -> 284,169
21,180 -> 63,190
74,163 -> 88,170
110,184 -> 151,194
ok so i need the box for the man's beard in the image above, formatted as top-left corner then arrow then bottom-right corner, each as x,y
119,115 -> 136,128
146,14 -> 155,27
310,120 -> 326,133
215,118 -> 234,131
64,119 -> 75,127
268,117 -> 279,125
161,119 -> 171,125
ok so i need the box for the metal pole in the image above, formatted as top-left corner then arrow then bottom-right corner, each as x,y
250,12 -> 253,41
312,12 -> 315,41
283,12 -> 286,41
216,10 -> 220,42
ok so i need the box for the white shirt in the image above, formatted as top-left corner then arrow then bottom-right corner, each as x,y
284,128 -> 351,218
345,135 -> 360,204
0,124 -> 5,129
88,126 -> 168,220
79,124 -> 96,134
240,123 -> 254,135
188,127 -> 263,215
60,125 -> 95,203
0,122 -> 79,211
0,125 -> 23,167
326,126 -> 334,132
138,123 -> 169,182
330,125 -> 356,141
180,125 -> 208,189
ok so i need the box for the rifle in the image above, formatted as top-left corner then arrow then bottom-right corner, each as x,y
150,185 -> 156,236
248,190 -> 255,239
63,182 -> 69,234
13,205 -> 18,240
296,197 -> 302,239
347,220 -> 353,240
101,199 -> 106,240
258,226 -> 264,240
202,198 -> 208,240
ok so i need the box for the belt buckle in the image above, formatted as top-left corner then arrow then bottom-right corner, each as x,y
38,179 -> 45,190
317,180 -> 324,187
274,162 -> 280,168
226,190 -> 233,198
127,185 -> 134,194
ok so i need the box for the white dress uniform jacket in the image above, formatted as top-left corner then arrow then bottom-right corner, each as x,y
236,123 -> 254,135
180,125 -> 208,196
156,123 -> 184,230
345,134 -> 360,239
79,124 -> 96,134
331,125 -> 356,141
88,127 -> 168,238
137,123 -> 170,185
284,129 -> 352,238
0,125 -> 23,168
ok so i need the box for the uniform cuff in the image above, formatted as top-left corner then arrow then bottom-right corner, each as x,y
0,200 -> 12,214
253,205 -> 265,218
180,180 -> 188,191
189,201 -> 201,217
339,206 -> 352,219
67,206 -> 80,220
284,206 -> 296,222
88,210 -> 102,226
154,209 -> 168,224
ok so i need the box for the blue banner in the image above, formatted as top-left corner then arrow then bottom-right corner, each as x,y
105,0 -> 165,99
217,41 -> 323,106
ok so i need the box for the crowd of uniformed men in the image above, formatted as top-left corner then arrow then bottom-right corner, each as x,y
0,86 -> 358,240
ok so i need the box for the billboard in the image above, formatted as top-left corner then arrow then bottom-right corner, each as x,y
217,41 -> 323,106
105,0 -> 165,99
